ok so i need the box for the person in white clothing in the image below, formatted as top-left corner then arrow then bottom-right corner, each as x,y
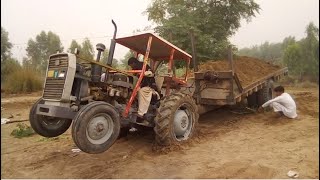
258,86 -> 297,119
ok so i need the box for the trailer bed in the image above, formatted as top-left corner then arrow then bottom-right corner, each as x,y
193,67 -> 288,106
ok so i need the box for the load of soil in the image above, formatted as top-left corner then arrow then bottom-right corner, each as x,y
194,56 -> 282,87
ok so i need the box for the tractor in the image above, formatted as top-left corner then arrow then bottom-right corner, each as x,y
29,20 -> 288,154
29,20 -> 199,153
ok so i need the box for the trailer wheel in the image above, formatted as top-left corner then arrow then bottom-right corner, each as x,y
257,80 -> 274,106
246,80 -> 274,108
247,93 -> 258,108
154,92 -> 199,146
29,98 -> 72,137
71,101 -> 120,154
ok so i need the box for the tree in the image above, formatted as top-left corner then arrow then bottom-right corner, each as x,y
259,41 -> 282,63
100,49 -> 119,68
80,38 -> 94,60
112,59 -> 119,68
238,41 -> 282,64
101,48 -> 110,64
25,31 -> 63,74
283,43 -> 303,79
118,50 -> 135,70
281,36 -> 296,51
1,27 -> 13,61
238,45 -> 261,58
68,40 -> 82,53
22,57 -> 32,69
237,22 -> 318,82
282,22 -> 319,82
299,22 -> 319,80
145,0 -> 260,61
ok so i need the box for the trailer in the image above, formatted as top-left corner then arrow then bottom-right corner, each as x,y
188,47 -> 288,111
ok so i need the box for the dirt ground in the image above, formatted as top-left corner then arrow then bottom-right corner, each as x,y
1,86 -> 319,179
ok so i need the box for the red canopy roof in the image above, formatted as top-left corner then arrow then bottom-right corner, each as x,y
115,33 -> 192,61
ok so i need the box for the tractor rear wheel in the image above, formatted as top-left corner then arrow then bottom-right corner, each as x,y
71,101 -> 120,154
29,98 -> 72,137
154,92 -> 199,146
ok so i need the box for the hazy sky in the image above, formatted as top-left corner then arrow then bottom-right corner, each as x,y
1,0 -> 319,63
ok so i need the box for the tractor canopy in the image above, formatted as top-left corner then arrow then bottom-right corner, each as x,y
115,33 -> 192,117
115,33 -> 192,61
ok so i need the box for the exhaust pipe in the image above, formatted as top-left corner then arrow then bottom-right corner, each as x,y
103,20 -> 118,81
107,20 -> 117,66
91,43 -> 106,82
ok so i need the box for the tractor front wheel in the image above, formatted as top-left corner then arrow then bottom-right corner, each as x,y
71,101 -> 120,154
154,92 -> 199,146
29,98 -> 72,137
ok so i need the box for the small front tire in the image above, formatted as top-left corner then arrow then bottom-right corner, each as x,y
29,98 -> 72,137
71,101 -> 120,154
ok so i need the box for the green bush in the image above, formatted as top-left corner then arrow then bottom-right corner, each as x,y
4,68 -> 43,93
10,123 -> 35,138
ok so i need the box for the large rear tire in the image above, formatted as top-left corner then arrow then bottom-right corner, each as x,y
29,98 -> 72,137
154,92 -> 199,146
71,101 -> 120,154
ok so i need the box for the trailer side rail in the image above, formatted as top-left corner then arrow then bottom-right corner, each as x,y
233,67 -> 288,103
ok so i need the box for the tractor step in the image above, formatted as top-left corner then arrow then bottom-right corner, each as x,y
136,120 -> 153,127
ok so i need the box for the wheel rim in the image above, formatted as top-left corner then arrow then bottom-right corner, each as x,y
86,113 -> 114,145
173,104 -> 193,141
40,116 -> 65,130
36,99 -> 66,130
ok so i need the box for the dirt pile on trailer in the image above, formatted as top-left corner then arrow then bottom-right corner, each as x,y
195,56 -> 282,87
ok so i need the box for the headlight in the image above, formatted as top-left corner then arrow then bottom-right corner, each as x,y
58,71 -> 65,78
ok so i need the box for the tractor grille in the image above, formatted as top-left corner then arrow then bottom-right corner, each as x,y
43,55 -> 69,100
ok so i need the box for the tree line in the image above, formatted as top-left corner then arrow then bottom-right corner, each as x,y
1,27 -> 134,92
1,0 -> 262,93
237,22 -> 319,82
1,0 -> 318,92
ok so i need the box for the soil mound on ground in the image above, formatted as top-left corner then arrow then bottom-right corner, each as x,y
195,56 -> 282,87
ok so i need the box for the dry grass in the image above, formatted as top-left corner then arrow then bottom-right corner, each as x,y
279,75 -> 319,88
295,81 -> 319,88
4,68 -> 43,93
